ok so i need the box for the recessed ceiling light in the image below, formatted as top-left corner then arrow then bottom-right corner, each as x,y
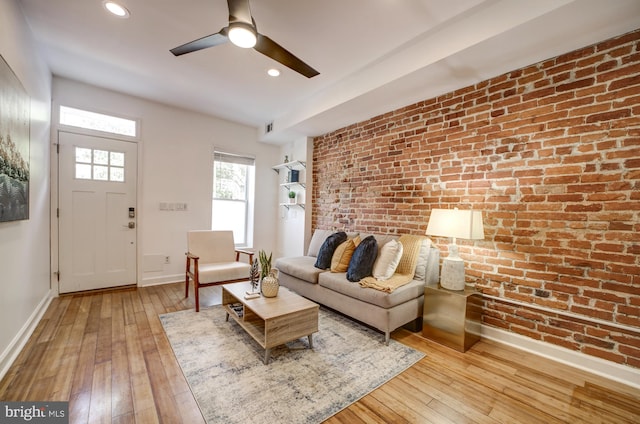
267,68 -> 280,77
103,1 -> 130,18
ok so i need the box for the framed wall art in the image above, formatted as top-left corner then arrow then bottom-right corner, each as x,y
0,54 -> 30,222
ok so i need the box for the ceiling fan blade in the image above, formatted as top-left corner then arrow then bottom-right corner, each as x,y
227,0 -> 253,25
170,28 -> 229,56
254,34 -> 319,78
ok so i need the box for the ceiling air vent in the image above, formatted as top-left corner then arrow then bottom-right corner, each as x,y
265,121 -> 274,134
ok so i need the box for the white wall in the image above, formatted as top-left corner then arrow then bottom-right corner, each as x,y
0,0 -> 53,377
51,77 -> 281,286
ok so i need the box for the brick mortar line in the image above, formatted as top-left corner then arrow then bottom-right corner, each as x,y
481,293 -> 640,335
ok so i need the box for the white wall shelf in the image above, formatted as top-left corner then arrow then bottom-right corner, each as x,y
274,160 -> 306,209
279,203 -> 305,210
280,182 -> 306,190
272,160 -> 306,173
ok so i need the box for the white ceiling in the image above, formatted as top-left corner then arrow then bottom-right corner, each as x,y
18,0 -> 640,144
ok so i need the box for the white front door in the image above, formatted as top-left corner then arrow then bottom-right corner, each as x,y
58,131 -> 137,293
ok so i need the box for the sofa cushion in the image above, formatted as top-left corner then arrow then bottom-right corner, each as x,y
373,239 -> 403,281
331,236 -> 360,273
319,272 -> 425,308
413,237 -> 433,281
275,256 -> 325,284
308,229 -> 360,257
358,233 -> 396,245
346,235 -> 378,282
307,229 -> 334,257
315,231 -> 348,269
193,261 -> 252,283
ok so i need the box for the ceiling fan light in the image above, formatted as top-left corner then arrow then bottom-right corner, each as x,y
228,23 -> 257,48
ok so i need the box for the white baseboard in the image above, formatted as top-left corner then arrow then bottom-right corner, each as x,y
140,274 -> 183,287
481,324 -> 640,390
0,290 -> 54,381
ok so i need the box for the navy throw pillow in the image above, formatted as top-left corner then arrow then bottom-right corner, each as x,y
347,235 -> 378,282
314,231 -> 348,269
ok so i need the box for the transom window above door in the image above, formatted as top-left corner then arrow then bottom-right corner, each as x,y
75,147 -> 125,182
60,105 -> 137,137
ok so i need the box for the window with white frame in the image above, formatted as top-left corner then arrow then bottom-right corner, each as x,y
212,151 -> 255,247
60,105 -> 137,137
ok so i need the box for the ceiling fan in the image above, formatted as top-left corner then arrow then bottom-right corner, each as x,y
170,0 -> 320,78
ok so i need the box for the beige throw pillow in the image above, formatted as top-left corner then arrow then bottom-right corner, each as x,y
413,237 -> 433,280
307,229 -> 334,257
330,236 -> 360,272
372,239 -> 403,281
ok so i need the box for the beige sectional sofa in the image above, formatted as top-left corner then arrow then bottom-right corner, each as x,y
274,230 -> 440,344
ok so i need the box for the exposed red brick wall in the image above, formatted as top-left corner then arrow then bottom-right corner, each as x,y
312,29 -> 640,368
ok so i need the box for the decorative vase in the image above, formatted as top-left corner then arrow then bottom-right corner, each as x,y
261,268 -> 279,297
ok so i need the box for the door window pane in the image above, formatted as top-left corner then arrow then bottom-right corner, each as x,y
94,150 -> 109,165
74,146 -> 126,182
93,166 -> 108,180
76,147 -> 92,163
110,167 -> 124,182
110,151 -> 124,167
76,164 -> 92,179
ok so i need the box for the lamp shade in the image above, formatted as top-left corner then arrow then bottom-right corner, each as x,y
426,209 -> 484,240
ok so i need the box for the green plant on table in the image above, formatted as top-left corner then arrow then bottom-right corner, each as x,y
258,250 -> 272,279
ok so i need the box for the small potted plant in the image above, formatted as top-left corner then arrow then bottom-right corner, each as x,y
288,191 -> 296,204
258,250 -> 272,280
258,250 -> 278,297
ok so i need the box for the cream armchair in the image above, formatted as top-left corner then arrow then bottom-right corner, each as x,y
185,230 -> 253,311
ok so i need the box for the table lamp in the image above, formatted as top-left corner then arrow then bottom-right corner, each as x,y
426,208 -> 484,290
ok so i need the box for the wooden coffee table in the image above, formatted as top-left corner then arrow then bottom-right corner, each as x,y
222,281 -> 319,364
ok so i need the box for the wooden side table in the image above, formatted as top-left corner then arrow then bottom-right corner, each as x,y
422,284 -> 482,352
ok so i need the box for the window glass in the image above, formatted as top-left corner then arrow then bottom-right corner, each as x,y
214,161 -> 247,200
93,166 -> 109,181
76,148 -> 92,163
60,105 -> 137,137
74,146 -> 125,182
76,164 -> 92,179
110,151 -> 125,167
93,150 -> 109,165
110,167 -> 124,182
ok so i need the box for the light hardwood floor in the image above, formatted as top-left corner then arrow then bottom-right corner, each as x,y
1,283 -> 638,423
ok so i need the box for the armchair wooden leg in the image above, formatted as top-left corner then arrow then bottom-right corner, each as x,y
194,280 -> 200,312
185,255 -> 192,299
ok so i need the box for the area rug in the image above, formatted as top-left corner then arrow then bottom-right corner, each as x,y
160,305 -> 425,424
